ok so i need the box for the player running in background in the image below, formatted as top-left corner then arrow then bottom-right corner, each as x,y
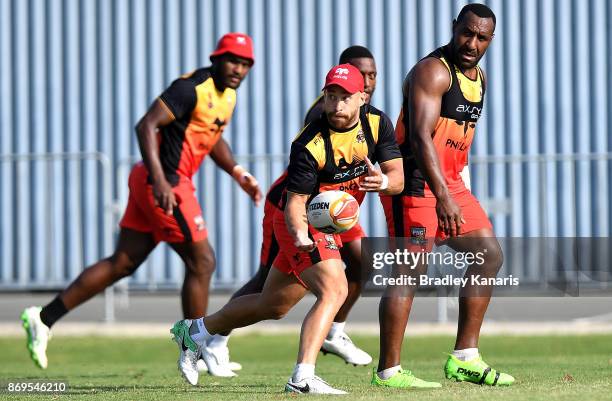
21,33 -> 262,370
376,4 -> 514,388
170,64 -> 404,393
200,46 -> 378,376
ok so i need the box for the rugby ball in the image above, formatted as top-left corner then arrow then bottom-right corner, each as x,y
307,190 -> 359,234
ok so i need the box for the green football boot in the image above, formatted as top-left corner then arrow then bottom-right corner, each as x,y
444,354 -> 515,386
371,368 -> 442,389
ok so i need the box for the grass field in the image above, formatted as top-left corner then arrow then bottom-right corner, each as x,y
1,334 -> 611,400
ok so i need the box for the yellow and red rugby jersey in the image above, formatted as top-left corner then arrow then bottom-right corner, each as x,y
396,46 -> 486,197
157,68 -> 236,185
284,104 -> 401,205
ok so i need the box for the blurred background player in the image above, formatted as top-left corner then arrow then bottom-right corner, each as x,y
170,63 -> 404,393
304,46 -> 378,119
200,46 -> 378,376
377,4 -> 514,388
20,33 -> 262,370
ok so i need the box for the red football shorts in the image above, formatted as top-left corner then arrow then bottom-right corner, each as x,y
260,201 -> 364,270
119,163 -> 208,243
259,199 -> 280,269
271,208 -> 343,285
380,188 -> 492,251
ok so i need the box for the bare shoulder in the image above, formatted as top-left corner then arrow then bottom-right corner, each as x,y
402,57 -> 450,98
408,57 -> 451,94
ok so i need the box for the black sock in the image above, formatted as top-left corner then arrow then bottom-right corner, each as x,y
40,296 -> 68,328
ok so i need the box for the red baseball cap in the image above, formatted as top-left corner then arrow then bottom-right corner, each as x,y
322,63 -> 365,94
209,32 -> 255,65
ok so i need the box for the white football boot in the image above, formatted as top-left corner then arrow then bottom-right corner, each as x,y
285,375 -> 347,395
197,356 -> 242,373
321,331 -> 372,366
199,345 -> 237,377
21,306 -> 51,369
197,336 -> 242,373
170,320 -> 201,386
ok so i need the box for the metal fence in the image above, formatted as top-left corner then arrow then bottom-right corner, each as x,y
469,152 -> 612,238
1,152 -> 611,321
3,152 -> 610,287
1,0 -> 612,321
0,152 -> 113,289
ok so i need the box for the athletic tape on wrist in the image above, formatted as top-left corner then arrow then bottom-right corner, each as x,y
232,164 -> 247,181
380,174 -> 389,191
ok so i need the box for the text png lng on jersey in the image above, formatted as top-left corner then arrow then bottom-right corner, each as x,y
284,104 -> 401,205
396,45 -> 486,197
157,68 -> 236,185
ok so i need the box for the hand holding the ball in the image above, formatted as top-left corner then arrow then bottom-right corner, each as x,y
359,156 -> 389,192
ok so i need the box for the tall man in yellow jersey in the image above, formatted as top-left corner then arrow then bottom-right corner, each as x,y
376,4 -> 514,388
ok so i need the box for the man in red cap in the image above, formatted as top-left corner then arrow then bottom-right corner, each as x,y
198,47 -> 379,378
21,33 -> 261,374
170,63 -> 404,394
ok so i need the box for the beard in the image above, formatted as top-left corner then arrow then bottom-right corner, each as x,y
326,110 -> 358,129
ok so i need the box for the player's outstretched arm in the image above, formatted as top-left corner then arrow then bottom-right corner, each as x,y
135,99 -> 177,215
408,59 -> 464,237
210,138 -> 262,206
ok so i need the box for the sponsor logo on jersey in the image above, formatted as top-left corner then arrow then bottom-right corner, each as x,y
338,181 -> 359,192
445,138 -> 468,151
456,104 -> 482,120
333,164 -> 367,181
